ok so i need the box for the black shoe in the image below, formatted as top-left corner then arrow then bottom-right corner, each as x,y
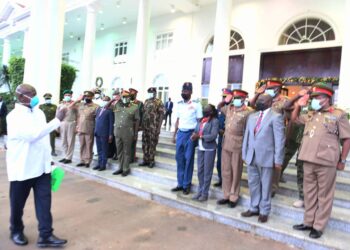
183,186 -> 191,195
63,159 -> 72,164
293,224 -> 313,231
148,162 -> 155,168
98,167 -> 106,171
258,214 -> 268,223
93,165 -> 100,170
138,161 -> 149,166
10,232 -> 28,246
213,181 -> 222,188
76,162 -> 85,167
241,210 -> 260,217
228,201 -> 237,208
51,152 -> 58,156
271,191 -> 276,198
122,170 -> 130,177
59,158 -> 66,163
309,228 -> 323,239
37,234 -> 67,248
217,199 -> 229,205
113,169 -> 123,175
85,163 -> 90,168
171,186 -> 183,192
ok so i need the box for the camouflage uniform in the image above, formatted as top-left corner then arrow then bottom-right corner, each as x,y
141,97 -> 164,164
39,102 -> 57,154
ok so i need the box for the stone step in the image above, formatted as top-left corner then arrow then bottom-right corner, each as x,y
55,161 -> 350,250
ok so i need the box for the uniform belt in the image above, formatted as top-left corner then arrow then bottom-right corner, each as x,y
179,129 -> 194,133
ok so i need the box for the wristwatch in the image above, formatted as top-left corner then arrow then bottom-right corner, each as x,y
340,159 -> 347,164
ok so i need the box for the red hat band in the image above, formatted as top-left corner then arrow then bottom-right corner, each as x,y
267,80 -> 282,88
312,87 -> 333,97
233,91 -> 247,98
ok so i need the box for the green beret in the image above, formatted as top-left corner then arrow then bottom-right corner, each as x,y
63,90 -> 73,95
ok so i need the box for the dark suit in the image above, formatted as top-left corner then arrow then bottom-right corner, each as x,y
0,101 -> 8,135
164,101 -> 173,126
94,107 -> 114,168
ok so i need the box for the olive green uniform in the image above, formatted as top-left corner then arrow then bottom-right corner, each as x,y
114,102 -> 140,172
131,100 -> 143,162
39,103 -> 57,154
141,98 -> 164,163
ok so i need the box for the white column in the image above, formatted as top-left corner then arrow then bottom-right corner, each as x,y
2,38 -> 11,66
133,0 -> 151,100
23,0 -> 65,104
80,5 -> 97,92
242,50 -> 261,97
338,0 -> 350,110
208,0 -> 232,104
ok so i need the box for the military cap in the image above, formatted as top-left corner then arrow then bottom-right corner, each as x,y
182,82 -> 193,91
121,90 -> 130,97
129,88 -> 138,94
63,90 -> 73,95
147,87 -> 157,93
43,93 -> 52,99
113,89 -> 120,95
266,79 -> 283,89
232,89 -> 248,98
222,88 -> 232,97
94,89 -> 101,94
84,90 -> 94,97
310,82 -> 334,97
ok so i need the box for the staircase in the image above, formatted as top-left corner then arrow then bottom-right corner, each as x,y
53,129 -> 350,250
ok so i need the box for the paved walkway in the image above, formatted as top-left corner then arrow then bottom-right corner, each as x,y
0,151 -> 294,250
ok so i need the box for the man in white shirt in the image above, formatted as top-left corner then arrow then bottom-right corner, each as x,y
6,84 -> 67,248
171,82 -> 203,195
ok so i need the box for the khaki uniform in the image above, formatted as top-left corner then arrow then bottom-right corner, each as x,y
142,98 -> 164,163
58,102 -> 77,160
221,105 -> 254,202
114,102 -> 140,172
39,103 -> 57,154
77,102 -> 99,164
297,107 -> 350,231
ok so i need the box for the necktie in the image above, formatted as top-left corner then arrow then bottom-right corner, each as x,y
254,111 -> 264,135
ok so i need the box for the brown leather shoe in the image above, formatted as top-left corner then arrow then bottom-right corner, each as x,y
258,214 -> 268,223
241,210 -> 259,217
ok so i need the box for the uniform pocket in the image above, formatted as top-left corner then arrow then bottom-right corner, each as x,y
316,138 -> 339,164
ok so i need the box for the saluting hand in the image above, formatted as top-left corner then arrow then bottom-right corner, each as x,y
298,88 -> 310,97
56,107 -> 67,121
297,94 -> 310,107
224,94 -> 233,103
256,84 -> 267,94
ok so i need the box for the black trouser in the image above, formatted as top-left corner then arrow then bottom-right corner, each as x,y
10,173 -> 53,238
164,111 -> 172,126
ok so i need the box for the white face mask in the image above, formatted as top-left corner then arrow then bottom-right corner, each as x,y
100,101 -> 108,107
147,93 -> 154,99
45,99 -> 52,104
95,94 -> 101,99
63,96 -> 71,102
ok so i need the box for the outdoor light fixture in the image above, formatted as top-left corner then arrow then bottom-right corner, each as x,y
122,17 -> 127,24
77,15 -> 81,21
170,4 -> 176,13
69,32 -> 74,39
116,1 -> 121,8
100,23 -> 105,30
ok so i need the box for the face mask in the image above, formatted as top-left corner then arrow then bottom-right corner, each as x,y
232,99 -> 243,107
256,102 -> 267,111
112,95 -> 117,99
130,95 -> 136,101
181,93 -> 190,101
64,96 -> 71,102
84,98 -> 92,104
100,101 -> 108,108
203,111 -> 211,117
311,98 -> 322,111
265,89 -> 276,98
16,90 -> 39,108
45,99 -> 52,104
122,97 -> 130,104
147,93 -> 154,99
95,94 -> 100,99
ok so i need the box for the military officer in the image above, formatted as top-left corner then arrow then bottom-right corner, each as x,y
129,88 -> 143,163
58,90 -> 77,164
291,82 -> 350,239
39,93 -> 58,156
139,87 -> 165,168
216,90 -> 254,208
71,91 -> 99,168
112,90 -> 140,176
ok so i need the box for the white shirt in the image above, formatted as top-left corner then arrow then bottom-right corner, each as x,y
6,104 -> 61,181
198,122 -> 215,151
176,100 -> 203,130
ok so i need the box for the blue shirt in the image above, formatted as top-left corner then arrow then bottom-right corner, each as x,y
176,100 -> 203,130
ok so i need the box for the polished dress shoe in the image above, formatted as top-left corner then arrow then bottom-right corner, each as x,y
138,162 -> 149,166
11,232 -> 28,246
93,165 -> 100,170
113,169 -> 123,175
98,167 -> 106,171
258,214 -> 268,223
293,224 -> 313,231
228,201 -> 237,208
63,159 -> 72,164
122,170 -> 130,177
213,181 -> 222,188
183,186 -> 191,195
241,210 -> 260,217
85,163 -> 90,168
37,234 -> 67,248
76,162 -> 85,167
309,228 -> 323,239
192,193 -> 201,200
171,186 -> 183,192
149,162 -> 155,168
217,199 -> 229,205
59,158 -> 66,163
51,152 -> 58,156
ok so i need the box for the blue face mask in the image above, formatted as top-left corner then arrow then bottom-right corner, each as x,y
311,98 -> 322,111
64,96 -> 71,102
265,89 -> 276,98
30,96 -> 39,108
232,99 -> 243,107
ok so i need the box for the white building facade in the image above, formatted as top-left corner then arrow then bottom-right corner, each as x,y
0,0 -> 349,109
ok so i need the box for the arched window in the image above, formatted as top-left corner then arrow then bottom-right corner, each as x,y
205,30 -> 245,53
279,18 -> 335,45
